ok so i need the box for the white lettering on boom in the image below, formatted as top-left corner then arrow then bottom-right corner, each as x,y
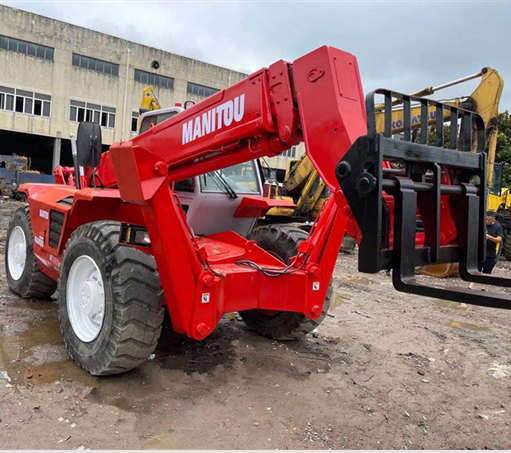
182,94 -> 245,145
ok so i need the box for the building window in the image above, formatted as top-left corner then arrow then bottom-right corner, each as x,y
72,53 -> 119,76
0,35 -> 54,61
187,82 -> 220,98
131,111 -> 139,133
134,69 -> 174,90
0,86 -> 51,117
283,146 -> 297,158
69,100 -> 116,128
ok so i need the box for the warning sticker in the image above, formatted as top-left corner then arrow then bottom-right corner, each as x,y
312,282 -> 320,291
34,236 -> 44,247
201,293 -> 210,303
39,209 -> 49,220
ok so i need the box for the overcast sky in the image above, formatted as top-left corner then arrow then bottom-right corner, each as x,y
4,1 -> 511,110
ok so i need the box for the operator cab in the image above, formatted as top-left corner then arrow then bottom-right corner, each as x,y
139,108 -> 264,237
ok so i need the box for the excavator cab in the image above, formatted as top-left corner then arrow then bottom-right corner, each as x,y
338,89 -> 511,310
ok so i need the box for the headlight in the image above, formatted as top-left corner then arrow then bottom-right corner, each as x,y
134,229 -> 151,245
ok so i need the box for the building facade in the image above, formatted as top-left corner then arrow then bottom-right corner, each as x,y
0,5 -> 247,172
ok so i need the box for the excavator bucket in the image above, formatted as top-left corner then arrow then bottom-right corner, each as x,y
337,89 -> 511,310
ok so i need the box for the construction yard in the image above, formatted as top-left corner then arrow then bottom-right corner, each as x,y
0,198 -> 510,450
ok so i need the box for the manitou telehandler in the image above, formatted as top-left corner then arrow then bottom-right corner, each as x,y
5,46 -> 510,376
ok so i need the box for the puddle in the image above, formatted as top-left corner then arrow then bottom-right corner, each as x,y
435,300 -> 468,310
0,311 -> 96,387
343,276 -> 373,285
9,298 -> 57,311
448,321 -> 489,332
331,292 -> 351,308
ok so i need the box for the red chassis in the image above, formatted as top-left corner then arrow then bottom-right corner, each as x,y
21,46 -> 376,340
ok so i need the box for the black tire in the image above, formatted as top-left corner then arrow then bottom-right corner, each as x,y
5,206 -> 57,298
340,234 -> 357,254
239,224 -> 332,340
58,221 -> 164,376
503,231 -> 511,261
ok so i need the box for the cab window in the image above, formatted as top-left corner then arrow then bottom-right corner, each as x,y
200,162 -> 260,193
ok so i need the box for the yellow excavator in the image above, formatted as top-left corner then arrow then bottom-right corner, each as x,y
264,67 -> 504,262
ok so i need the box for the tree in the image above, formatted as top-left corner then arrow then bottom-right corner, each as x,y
496,111 -> 511,187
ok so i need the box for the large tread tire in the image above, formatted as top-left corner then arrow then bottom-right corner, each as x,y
503,231 -> 511,261
58,221 -> 164,376
239,224 -> 332,340
340,234 -> 357,254
5,206 -> 57,299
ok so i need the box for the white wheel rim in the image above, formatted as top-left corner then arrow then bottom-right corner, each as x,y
67,255 -> 105,342
8,226 -> 27,281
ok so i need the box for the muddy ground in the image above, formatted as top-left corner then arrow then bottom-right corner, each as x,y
1,199 -> 510,450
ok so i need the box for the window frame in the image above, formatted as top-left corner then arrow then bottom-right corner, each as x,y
187,82 -> 220,98
199,161 -> 261,195
0,86 -> 51,117
134,69 -> 174,90
131,111 -> 139,133
0,34 -> 54,61
69,99 -> 116,129
72,53 -> 119,77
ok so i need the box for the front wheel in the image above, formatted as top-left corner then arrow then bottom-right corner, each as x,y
59,221 -> 164,376
239,224 -> 332,340
5,206 -> 57,298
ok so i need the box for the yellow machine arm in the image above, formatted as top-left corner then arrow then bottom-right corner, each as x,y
138,86 -> 162,128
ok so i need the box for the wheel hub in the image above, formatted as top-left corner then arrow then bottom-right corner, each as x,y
79,278 -> 103,316
7,226 -> 27,281
67,255 -> 105,342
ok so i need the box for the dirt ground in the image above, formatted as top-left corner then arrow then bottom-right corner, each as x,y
1,199 -> 510,450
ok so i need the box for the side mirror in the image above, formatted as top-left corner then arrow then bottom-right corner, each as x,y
184,100 -> 195,110
77,122 -> 102,167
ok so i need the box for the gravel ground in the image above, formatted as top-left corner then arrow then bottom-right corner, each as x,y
1,199 -> 510,450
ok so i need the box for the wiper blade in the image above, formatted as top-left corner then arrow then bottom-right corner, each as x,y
211,171 -> 238,199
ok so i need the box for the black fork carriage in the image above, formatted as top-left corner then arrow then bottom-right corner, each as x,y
337,88 -> 511,310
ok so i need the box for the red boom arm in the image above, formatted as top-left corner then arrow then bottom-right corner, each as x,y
97,46 -> 368,339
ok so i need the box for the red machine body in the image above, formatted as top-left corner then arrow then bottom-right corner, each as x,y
19,46 -> 460,340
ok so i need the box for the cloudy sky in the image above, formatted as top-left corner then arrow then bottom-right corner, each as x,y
4,1 -> 511,109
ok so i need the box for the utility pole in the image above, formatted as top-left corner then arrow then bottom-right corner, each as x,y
121,47 -> 131,142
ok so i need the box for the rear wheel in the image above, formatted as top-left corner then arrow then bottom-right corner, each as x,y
340,234 -> 357,254
59,221 -> 164,375
239,224 -> 332,340
5,206 -> 57,298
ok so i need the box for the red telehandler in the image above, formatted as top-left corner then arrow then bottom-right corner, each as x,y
5,46 -> 510,375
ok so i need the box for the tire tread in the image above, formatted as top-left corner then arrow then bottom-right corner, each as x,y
240,224 -> 332,340
59,221 -> 164,376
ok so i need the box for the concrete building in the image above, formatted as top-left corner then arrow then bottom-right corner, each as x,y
0,5 -> 247,172
265,144 -> 306,180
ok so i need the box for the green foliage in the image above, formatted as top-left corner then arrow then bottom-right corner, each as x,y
496,111 -> 511,186
426,124 -> 451,149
